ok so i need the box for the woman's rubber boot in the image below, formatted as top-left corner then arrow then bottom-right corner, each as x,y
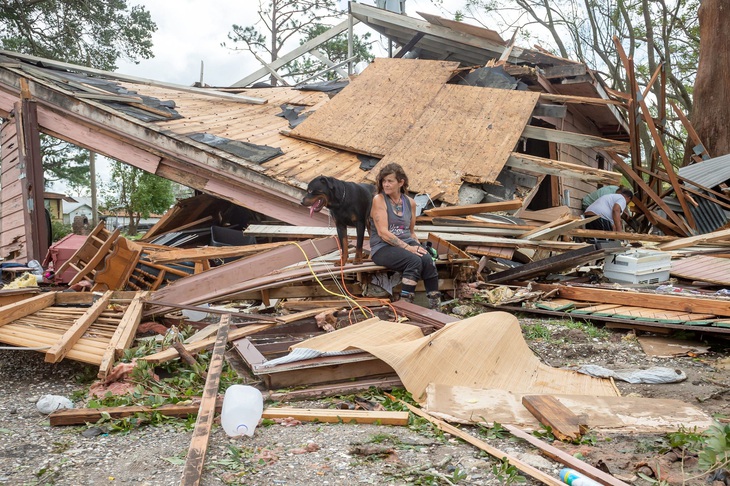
427,291 -> 441,310
400,291 -> 415,304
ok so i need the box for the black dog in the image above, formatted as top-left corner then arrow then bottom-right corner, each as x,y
301,176 -> 375,266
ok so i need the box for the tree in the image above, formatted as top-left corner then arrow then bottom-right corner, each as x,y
0,0 -> 157,189
692,0 -> 730,157
446,0 -> 700,167
0,0 -> 156,70
103,162 -> 174,236
224,0 -> 343,86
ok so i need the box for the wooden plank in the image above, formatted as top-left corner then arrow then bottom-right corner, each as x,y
145,241 -> 292,263
261,407 -> 408,425
568,229 -> 675,243
402,402 -> 565,486
275,308 -> 342,324
671,255 -> 730,286
522,216 -> 594,241
180,314 -> 231,486
255,354 -> 396,389
522,125 -> 629,154
49,399 -> 223,426
522,395 -> 582,441
144,237 -> 339,317
503,424 -> 630,486
423,199 -> 523,217
0,292 -> 56,327
660,228 -> 730,251
606,151 -> 690,234
486,245 -> 604,283
506,153 -> 622,185
142,323 -> 275,364
516,206 -> 572,223
265,376 -> 403,402
531,283 -> 730,316
45,291 -> 114,363
97,292 -> 147,378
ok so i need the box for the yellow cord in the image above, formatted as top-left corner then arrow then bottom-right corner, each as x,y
292,241 -> 369,318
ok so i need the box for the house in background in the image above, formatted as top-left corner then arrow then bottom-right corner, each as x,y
61,197 -> 98,226
44,192 -> 77,221
102,208 -> 162,233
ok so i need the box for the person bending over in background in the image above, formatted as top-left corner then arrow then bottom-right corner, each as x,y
583,188 -> 634,232
368,163 -> 440,309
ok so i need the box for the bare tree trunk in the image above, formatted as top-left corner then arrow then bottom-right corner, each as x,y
692,0 -> 730,157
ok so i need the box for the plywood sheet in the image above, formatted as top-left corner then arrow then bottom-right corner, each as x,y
671,255 -> 730,286
425,384 -> 714,433
293,312 -> 617,402
289,58 -> 460,157
372,85 -> 540,204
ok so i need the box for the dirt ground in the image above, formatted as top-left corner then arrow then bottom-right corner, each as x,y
0,312 -> 729,486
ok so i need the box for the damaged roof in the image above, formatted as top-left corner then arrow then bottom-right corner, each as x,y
0,7 -> 627,237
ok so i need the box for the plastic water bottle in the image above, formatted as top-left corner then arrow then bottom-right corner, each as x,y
559,468 -> 603,486
220,385 -> 264,437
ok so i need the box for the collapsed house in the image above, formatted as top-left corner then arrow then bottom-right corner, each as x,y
0,4 -> 729,484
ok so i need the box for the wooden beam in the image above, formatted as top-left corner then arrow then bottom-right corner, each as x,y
98,291 -> 147,378
522,125 -> 629,154
486,245 -> 605,283
658,227 -> 730,251
262,408 -> 408,425
49,402 -> 407,427
393,32 -> 425,58
141,323 -> 276,364
635,166 -> 730,210
567,229 -> 675,243
0,50 -> 266,104
231,19 -> 355,87
606,151 -> 690,234
503,424 -> 630,486
180,314 -> 231,486
506,153 -> 622,185
423,199 -> 523,217
538,92 -> 626,108
531,283 -> 730,316
45,291 -> 114,363
402,402 -> 565,486
611,38 -> 696,230
520,216 -> 593,241
145,241 -> 294,263
143,237 -> 339,317
522,395 -> 581,441
670,101 -> 711,162
0,292 -> 56,327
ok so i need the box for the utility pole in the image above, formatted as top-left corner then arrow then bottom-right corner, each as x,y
89,150 -> 98,227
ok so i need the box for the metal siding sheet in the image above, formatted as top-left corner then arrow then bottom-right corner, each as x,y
678,153 -> 730,189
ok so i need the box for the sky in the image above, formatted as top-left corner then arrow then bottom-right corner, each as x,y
114,0 -> 463,86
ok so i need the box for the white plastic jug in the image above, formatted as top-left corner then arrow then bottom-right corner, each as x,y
220,385 -> 264,437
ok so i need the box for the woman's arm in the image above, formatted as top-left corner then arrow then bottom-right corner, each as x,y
408,197 -> 419,243
371,194 -> 415,251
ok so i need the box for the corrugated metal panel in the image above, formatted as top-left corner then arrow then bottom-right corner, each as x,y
678,153 -> 730,189
664,195 -> 728,234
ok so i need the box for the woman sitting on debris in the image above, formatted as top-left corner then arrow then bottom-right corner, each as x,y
369,163 -> 440,309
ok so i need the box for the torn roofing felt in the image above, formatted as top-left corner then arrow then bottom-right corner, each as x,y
37,69 -> 183,123
188,132 -> 284,164
451,66 -> 521,90
276,104 -> 309,128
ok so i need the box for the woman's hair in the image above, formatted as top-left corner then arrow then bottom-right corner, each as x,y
376,163 -> 409,194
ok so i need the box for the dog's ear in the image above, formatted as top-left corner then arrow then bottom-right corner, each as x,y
324,177 -> 336,193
